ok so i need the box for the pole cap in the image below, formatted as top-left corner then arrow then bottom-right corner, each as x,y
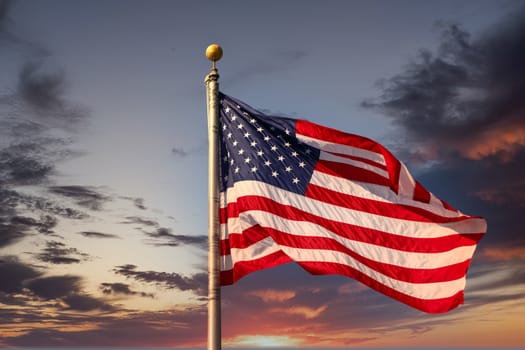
206,44 -> 223,62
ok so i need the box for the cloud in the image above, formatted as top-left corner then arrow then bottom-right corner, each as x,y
270,305 -> 328,319
171,147 -> 188,157
362,9 -> 525,164
23,275 -> 114,312
2,308 -> 207,348
0,0 -> 13,38
25,275 -> 82,299
48,185 -> 110,211
120,196 -> 147,210
78,231 -> 120,239
34,240 -> 90,265
100,282 -> 155,298
0,256 -> 41,294
121,216 -> 159,227
143,227 -> 207,250
248,289 -> 296,303
113,264 -> 206,296
479,246 -> 525,262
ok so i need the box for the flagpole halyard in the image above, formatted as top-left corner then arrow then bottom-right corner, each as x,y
205,43 -> 222,350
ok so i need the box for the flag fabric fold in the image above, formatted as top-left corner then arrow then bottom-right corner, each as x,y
217,92 -> 486,314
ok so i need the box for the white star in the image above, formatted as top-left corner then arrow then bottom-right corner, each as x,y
278,155 -> 285,161
231,115 -> 237,121
298,161 -> 306,168
234,166 -> 240,173
285,166 -> 292,172
225,107 -> 231,113
230,159 -> 235,165
244,132 -> 251,138
251,141 -> 258,147
250,118 -> 257,124
238,149 -> 245,155
305,149 -> 311,154
284,142 -> 291,147
271,145 -> 278,151
224,175 -> 229,181
264,160 -> 271,166
257,150 -> 264,156
292,178 -> 300,184
285,128 -> 291,135
237,123 -> 244,129
257,127 -> 264,133
264,136 -> 270,141
272,171 -> 279,177
251,166 -> 257,173
232,140 -> 239,147
244,157 -> 251,164
222,124 -> 227,130
291,151 -> 298,157
227,132 -> 233,139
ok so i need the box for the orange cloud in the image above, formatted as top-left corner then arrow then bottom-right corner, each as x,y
459,124 -> 525,162
479,246 -> 525,261
270,305 -> 327,319
248,289 -> 296,303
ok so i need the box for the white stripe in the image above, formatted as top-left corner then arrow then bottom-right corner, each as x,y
223,238 -> 466,300
297,134 -> 386,166
309,171 -> 462,218
319,151 -> 389,178
220,181 -> 487,237
221,236 -> 278,271
398,162 -> 416,200
223,210 -> 477,268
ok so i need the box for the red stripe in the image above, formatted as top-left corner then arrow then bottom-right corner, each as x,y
220,195 -> 483,253
414,180 -> 431,203
296,119 -> 402,194
298,261 -> 464,314
315,159 -> 392,188
223,225 -> 472,283
305,183 -> 467,224
220,251 -> 292,285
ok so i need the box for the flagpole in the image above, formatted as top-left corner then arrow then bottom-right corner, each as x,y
205,44 -> 223,350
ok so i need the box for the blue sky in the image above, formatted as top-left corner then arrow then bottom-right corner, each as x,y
1,0 -> 524,348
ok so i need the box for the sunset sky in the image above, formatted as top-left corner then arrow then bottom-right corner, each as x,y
1,0 -> 524,348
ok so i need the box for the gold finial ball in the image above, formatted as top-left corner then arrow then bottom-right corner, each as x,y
206,44 -> 223,62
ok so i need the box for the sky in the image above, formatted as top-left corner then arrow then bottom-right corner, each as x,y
1,0 -> 524,348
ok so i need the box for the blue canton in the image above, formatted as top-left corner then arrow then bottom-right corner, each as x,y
218,93 -> 320,194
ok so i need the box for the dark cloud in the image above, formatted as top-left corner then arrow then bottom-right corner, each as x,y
0,256 -> 41,294
62,294 -> 114,311
3,308 -> 206,348
78,231 -> 120,239
17,61 -> 65,110
144,227 -> 207,250
120,196 -> 147,210
171,146 -> 188,157
121,216 -> 159,227
362,6 -> 525,252
362,9 -> 525,164
113,264 -> 206,296
0,140 -> 54,185
0,0 -> 12,35
26,275 -> 81,299
100,282 -> 155,298
49,185 -> 110,210
34,240 -> 90,264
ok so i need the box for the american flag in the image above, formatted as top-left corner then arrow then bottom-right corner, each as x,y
217,93 -> 486,314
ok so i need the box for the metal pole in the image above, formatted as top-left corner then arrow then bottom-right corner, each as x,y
205,44 -> 223,350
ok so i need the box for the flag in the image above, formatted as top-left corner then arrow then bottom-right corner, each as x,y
217,92 -> 486,314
